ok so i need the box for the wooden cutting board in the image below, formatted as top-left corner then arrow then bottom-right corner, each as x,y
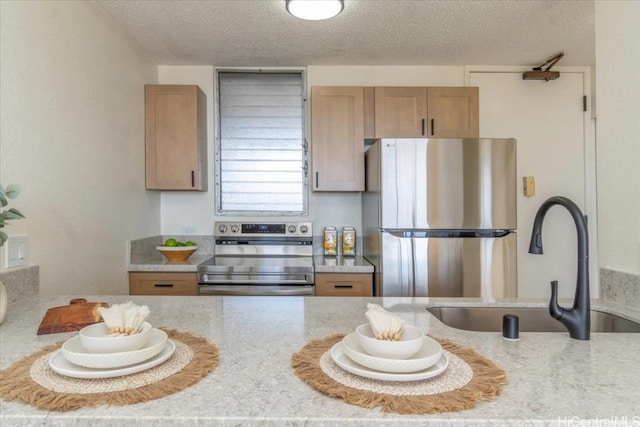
37,298 -> 109,335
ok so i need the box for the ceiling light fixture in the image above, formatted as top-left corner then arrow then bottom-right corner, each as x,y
286,0 -> 344,21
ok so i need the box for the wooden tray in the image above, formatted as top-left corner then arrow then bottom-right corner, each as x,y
37,298 -> 109,335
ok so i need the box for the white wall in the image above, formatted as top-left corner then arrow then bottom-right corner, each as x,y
158,66 -> 216,236
306,66 -> 464,86
159,65 -> 465,236
0,1 -> 159,294
595,1 -> 640,276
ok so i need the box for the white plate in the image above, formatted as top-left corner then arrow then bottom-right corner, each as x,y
50,340 -> 175,379
330,341 -> 448,382
62,328 -> 168,369
342,333 -> 442,373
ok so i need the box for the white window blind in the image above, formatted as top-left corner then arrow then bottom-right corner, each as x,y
216,71 -> 307,214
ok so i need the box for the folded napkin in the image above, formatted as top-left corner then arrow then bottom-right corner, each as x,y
98,302 -> 150,336
365,303 -> 405,341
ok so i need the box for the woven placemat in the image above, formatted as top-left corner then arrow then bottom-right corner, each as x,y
0,329 -> 219,412
291,334 -> 506,414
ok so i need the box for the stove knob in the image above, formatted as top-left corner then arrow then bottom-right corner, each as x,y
288,225 -> 297,233
300,225 -> 309,234
218,224 -> 228,233
230,224 -> 240,233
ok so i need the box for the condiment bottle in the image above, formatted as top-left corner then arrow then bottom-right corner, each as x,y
323,227 -> 337,256
342,226 -> 356,256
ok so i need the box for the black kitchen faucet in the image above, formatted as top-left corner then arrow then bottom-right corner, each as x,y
528,196 -> 591,340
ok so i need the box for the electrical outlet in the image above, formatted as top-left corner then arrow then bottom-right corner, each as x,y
181,226 -> 197,235
4,235 -> 29,269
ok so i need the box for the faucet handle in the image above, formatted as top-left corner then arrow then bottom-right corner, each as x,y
549,280 -> 564,320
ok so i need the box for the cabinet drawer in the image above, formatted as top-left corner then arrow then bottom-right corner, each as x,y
315,273 -> 373,297
129,272 -> 198,296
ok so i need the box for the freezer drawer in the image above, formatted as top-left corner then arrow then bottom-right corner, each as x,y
378,232 -> 517,298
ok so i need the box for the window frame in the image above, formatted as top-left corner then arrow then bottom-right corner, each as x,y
214,68 -> 309,216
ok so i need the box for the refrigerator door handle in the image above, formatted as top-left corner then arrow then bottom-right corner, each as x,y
382,230 -> 513,238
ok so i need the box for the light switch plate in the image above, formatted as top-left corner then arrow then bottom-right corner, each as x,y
523,176 -> 536,197
4,235 -> 29,268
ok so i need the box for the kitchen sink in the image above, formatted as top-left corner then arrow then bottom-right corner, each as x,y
427,306 -> 640,333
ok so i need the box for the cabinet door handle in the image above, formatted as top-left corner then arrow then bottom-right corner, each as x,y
334,284 -> 354,289
421,118 -> 425,135
154,283 -> 174,288
191,171 -> 195,187
315,171 -> 319,188
431,119 -> 435,136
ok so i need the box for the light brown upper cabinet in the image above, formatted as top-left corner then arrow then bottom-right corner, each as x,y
311,86 -> 366,191
145,85 -> 207,190
374,87 -> 427,138
374,87 -> 479,138
427,87 -> 479,138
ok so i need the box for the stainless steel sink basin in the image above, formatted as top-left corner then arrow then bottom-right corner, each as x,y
427,306 -> 640,333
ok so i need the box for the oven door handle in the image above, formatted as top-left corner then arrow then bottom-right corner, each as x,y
200,273 -> 313,285
198,285 -> 314,296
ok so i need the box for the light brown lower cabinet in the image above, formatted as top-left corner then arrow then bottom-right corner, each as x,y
315,273 -> 373,297
129,272 -> 198,296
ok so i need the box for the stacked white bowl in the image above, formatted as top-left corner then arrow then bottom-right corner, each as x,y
60,321 -> 168,369
339,323 -> 443,374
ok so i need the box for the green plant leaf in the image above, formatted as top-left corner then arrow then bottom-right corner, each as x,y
5,184 -> 21,199
0,231 -> 7,246
0,195 -> 6,208
3,208 -> 25,220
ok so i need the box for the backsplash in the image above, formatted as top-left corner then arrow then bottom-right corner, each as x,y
128,235 -> 215,263
0,265 -> 39,303
312,235 -> 363,256
600,268 -> 640,310
130,234 -> 363,260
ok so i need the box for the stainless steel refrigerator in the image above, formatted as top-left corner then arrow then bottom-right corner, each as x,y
362,138 -> 517,298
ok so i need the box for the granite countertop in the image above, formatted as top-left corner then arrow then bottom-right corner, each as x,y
128,251 -> 373,274
2,295 -> 639,426
313,255 -> 374,273
128,256 -> 372,274
127,255 -> 211,272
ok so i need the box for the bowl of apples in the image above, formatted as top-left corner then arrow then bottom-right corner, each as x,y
156,238 -> 198,262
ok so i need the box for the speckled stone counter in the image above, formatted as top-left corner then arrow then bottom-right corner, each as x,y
127,255 -> 212,272
128,255 -> 373,274
127,237 -> 373,273
2,295 -> 639,426
0,265 -> 39,303
313,256 -> 374,273
127,236 -> 214,272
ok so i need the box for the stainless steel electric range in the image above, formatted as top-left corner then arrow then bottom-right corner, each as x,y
197,221 -> 314,296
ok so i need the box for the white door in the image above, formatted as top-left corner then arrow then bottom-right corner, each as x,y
469,70 -> 595,299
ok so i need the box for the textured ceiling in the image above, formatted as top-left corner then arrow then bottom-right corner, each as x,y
91,0 -> 595,68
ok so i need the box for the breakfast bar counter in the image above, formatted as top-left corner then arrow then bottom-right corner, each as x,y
1,295 -> 639,426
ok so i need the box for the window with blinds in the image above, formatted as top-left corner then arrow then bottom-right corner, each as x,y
216,71 -> 307,215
